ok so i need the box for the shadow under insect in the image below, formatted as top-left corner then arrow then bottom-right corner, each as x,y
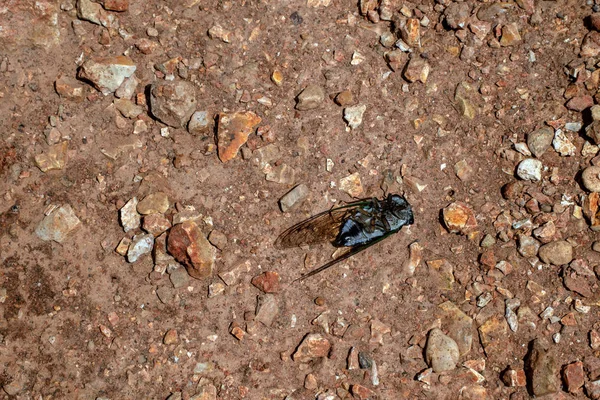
275,194 -> 414,281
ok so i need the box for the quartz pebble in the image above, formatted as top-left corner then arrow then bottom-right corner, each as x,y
339,172 -> 363,198
343,104 -> 366,129
516,158 -> 542,181
127,233 -> 154,263
35,204 -> 81,243
120,197 -> 141,232
425,328 -> 460,372
78,56 -> 136,95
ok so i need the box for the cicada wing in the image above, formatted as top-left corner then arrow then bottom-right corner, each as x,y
274,208 -> 349,249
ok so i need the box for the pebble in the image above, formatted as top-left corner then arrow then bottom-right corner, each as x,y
538,240 -> 573,265
163,329 -> 178,345
292,333 -> 331,362
582,141 -> 599,157
386,49 -> 407,71
188,111 -> 210,135
502,368 -> 526,387
350,50 -> 366,65
251,271 -> 281,293
255,294 -> 279,326
563,361 -> 584,393
208,24 -> 232,43
438,301 -> 473,355
566,95 -> 594,111
565,122 -> 582,132
78,56 -> 136,95
527,127 -> 554,157
279,184 -> 309,212
563,268 -> 593,297
142,214 -> 171,236
505,298 -> 520,332
343,104 -> 366,129
167,221 -> 216,279
581,32 -> 600,57
120,197 -> 141,232
207,230 -> 227,250
77,0 -> 107,25
582,166 -> 600,192
339,172 -> 364,198
403,58 -> 430,83
552,129 -> 576,156
208,281 -> 225,297
587,380 -> 600,400
477,316 -> 508,355
400,18 -> 421,47
516,158 -> 542,181
35,204 -> 81,243
55,75 -> 85,101
527,339 -> 560,396
334,90 -> 353,106
127,233 -> 154,263
115,237 -> 131,255
217,111 -> 262,162
35,141 -> 68,172
425,328 -> 460,372
137,192 -> 169,215
587,121 -> 600,144
295,84 -> 324,110
442,202 -> 477,234
115,74 -> 138,99
169,267 -> 190,289
149,80 -> 197,127
114,98 -> 144,119
265,164 -> 296,185
351,384 -> 374,400
454,159 -> 473,181
500,23 -> 521,46
444,2 -> 471,29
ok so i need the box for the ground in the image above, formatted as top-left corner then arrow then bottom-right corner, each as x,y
2,0 -> 600,399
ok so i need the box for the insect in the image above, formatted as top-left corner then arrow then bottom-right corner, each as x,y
275,194 -> 414,281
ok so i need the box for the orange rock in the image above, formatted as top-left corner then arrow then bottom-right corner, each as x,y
443,202 -> 478,234
167,221 -> 215,279
217,111 -> 261,162
251,271 -> 281,293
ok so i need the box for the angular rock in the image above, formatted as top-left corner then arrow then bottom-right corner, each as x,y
293,333 -> 331,362
127,233 -> 154,263
500,23 -> 521,46
114,98 -> 144,119
581,32 -> 600,58
563,268 -> 594,298
169,267 -> 190,289
142,214 -> 171,236
587,121 -> 600,144
516,158 -> 542,181
563,361 -> 584,393
443,202 -> 477,234
137,192 -> 169,215
444,2 -> 471,29
403,58 -> 430,83
343,104 -> 367,129
566,95 -> 594,112
78,56 -> 136,95
527,127 -> 554,157
207,230 -> 227,250
339,172 -> 363,198
526,339 -> 560,396
77,0 -> 107,25
251,271 -> 281,293
149,80 -> 197,127
167,221 -> 216,279
104,0 -> 129,12
120,197 -> 140,232
35,141 -> 68,172
478,316 -> 508,356
582,166 -> 600,192
207,24 -> 232,43
425,328 -> 460,372
279,184 -> 309,212
115,74 -> 139,99
255,294 -> 279,326
295,84 -> 324,111
35,204 -> 81,243
188,111 -> 210,136
587,380 -> 600,399
55,75 -> 85,101
502,368 -> 527,387
265,164 -> 296,185
538,241 -> 573,265
217,111 -> 261,162
552,129 -> 576,156
400,18 -> 420,47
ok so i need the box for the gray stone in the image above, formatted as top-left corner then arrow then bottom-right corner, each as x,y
516,158 -> 542,181
280,184 -> 309,212
169,267 -> 190,288
35,204 -> 81,243
120,197 -> 141,232
295,84 -> 324,111
582,166 -> 600,192
188,111 -> 210,135
343,105 -> 367,130
526,339 -> 559,396
527,127 -> 554,158
425,328 -> 460,372
538,241 -> 573,265
115,74 -> 139,99
438,301 -> 473,356
78,56 -> 136,95
517,234 -> 540,258
150,80 -> 197,127
127,233 -> 154,263
255,294 -> 279,326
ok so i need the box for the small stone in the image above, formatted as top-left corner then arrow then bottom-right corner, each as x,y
563,361 -> 584,393
334,90 -> 353,106
279,184 -> 309,212
265,164 -> 296,185
527,127 -> 554,157
35,141 -> 68,172
208,24 -> 232,43
552,129 -> 576,156
251,271 -> 281,293
438,301 -> 473,355
444,2 -> 470,29
77,0 -> 107,25
255,294 -> 279,326
149,80 -> 197,128
339,172 -> 363,198
370,319 -> 391,345
169,267 -> 190,289
351,384 -> 374,400
343,104 -> 367,129
403,58 -> 430,83
385,49 -> 408,71
527,339 -> 560,396
167,221 -> 216,279
563,269 -> 593,298
350,50 -> 366,65
565,122 -> 583,132
566,95 -> 594,112
137,192 -> 169,215
454,159 -> 473,181
516,158 -> 542,181
478,316 -> 508,356
505,298 -> 520,333
35,204 -> 81,243
583,141 -> 600,157
133,120 -> 148,134
208,281 -> 225,297
120,197 -> 141,232
500,23 -> 521,46
142,214 -> 171,236
538,241 -> 573,265
207,230 -> 227,250
127,233 -> 154,263
188,111 -> 210,135
115,237 -> 131,256
156,286 -> 175,305
587,121 -> 600,144
304,373 -> 317,390
425,328 -> 460,372
400,18 -> 421,47
78,56 -> 136,95
582,166 -> 600,192
217,111 -> 262,162
55,75 -> 85,100
114,98 -> 144,119
115,75 -> 139,100
293,333 -> 331,362
442,202 -> 477,234
517,234 -> 540,257
591,330 -> 600,350
586,380 -> 600,400
163,329 -> 178,345
581,31 -> 600,57
502,368 -> 527,387
296,84 -> 325,110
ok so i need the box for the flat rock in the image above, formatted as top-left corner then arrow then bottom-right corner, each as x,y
438,301 -> 473,356
443,202 -> 477,234
563,361 -> 584,393
517,234 -> 540,257
35,141 -> 68,172
526,339 -> 560,396
169,267 -> 190,289
339,172 -> 364,198
251,271 -> 281,293
137,192 -> 169,215
142,214 -> 171,236
127,233 -> 154,263
217,111 -> 262,162
55,75 -> 85,101
255,294 -> 279,326
516,158 -> 542,181
296,84 -> 324,110
538,241 -> 573,265
115,74 -> 139,99
120,197 -> 140,232
478,316 -> 508,356
167,221 -> 215,279
293,333 -> 331,362
149,80 -> 197,127
78,56 -> 136,95
114,98 -> 144,119
582,32 -> 600,57
425,328 -> 460,372
343,104 -> 367,129
279,184 -> 309,212
500,23 -> 521,46
35,204 -> 81,242
527,127 -> 554,157
403,58 -> 430,83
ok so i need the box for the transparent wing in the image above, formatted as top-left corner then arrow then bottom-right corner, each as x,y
274,207 -> 350,249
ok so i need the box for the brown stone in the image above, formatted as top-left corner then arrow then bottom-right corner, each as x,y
55,75 -> 85,100
563,361 -> 584,393
581,31 -> 600,58
142,214 -> 171,236
566,95 -> 594,112
230,325 -> 246,341
35,141 -> 68,172
561,312 -> 577,326
149,80 -> 197,127
292,333 -> 331,362
163,329 -> 178,345
500,23 -> 521,46
479,250 -> 496,270
351,384 -> 374,400
251,271 -> 281,293
103,0 -> 128,11
137,192 -> 169,215
478,316 -> 508,356
526,339 -> 560,396
502,368 -> 526,387
217,111 -> 261,162
443,202 -> 478,234
334,90 -> 353,106
167,221 -> 215,279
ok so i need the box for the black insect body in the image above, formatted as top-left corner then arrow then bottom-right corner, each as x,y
275,194 -> 414,281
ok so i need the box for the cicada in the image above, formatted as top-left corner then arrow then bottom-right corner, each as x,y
275,194 -> 414,281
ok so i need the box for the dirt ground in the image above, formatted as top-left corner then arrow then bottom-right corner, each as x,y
3,0 -> 600,399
